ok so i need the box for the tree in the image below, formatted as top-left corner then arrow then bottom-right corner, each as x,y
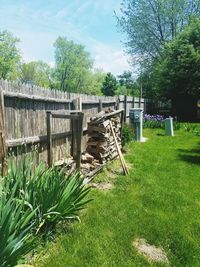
117,70 -> 136,95
131,69 -> 159,98
117,0 -> 200,63
19,61 -> 52,88
0,30 -> 21,79
86,69 -> 106,95
53,37 -> 93,93
101,72 -> 118,96
153,19 -> 200,119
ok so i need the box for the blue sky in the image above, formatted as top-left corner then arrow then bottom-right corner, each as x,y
0,0 -> 131,75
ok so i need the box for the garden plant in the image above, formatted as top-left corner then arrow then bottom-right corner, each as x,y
0,159 -> 91,266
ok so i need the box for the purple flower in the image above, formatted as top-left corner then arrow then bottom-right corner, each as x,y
143,114 -> 164,122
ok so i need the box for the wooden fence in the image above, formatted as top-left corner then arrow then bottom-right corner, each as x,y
0,80 -> 164,170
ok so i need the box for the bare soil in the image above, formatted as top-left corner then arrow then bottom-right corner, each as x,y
133,238 -> 169,264
91,182 -> 114,191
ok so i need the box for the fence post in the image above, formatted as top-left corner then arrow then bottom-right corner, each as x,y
77,97 -> 82,111
72,97 -> 82,111
120,109 -> 124,139
76,112 -> 84,170
46,111 -> 52,167
124,95 -> 127,123
116,97 -> 120,110
98,99 -> 102,112
71,100 -> 76,158
144,98 -> 147,113
0,90 -> 7,175
132,97 -> 135,108
71,98 -> 82,159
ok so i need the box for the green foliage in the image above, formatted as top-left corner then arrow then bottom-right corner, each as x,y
133,70 -> 158,99
0,30 -> 21,80
121,123 -> 133,147
86,69 -> 105,95
101,72 -> 118,96
173,121 -> 181,131
4,160 -> 91,232
180,123 -> 200,136
143,120 -> 164,129
115,71 -> 140,96
132,19 -> 200,104
19,61 -> 52,88
0,181 -> 35,267
0,160 -> 91,265
53,37 -> 93,92
117,71 -> 135,95
118,0 -> 200,63
154,19 -> 200,100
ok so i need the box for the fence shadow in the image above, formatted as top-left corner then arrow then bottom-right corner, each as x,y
178,148 -> 200,165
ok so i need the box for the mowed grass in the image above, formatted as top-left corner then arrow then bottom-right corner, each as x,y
35,128 -> 200,267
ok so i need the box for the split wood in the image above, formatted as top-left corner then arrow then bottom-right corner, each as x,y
109,121 -> 129,175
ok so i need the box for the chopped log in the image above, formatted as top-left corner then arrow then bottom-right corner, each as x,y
81,153 -> 94,163
86,109 -> 122,165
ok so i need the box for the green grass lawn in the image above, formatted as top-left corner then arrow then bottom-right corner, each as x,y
34,128 -> 200,267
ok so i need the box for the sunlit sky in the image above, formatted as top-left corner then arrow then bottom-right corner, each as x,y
0,0 -> 131,75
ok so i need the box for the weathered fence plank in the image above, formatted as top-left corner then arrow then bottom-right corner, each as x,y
124,95 -> 127,122
98,99 -> 102,112
76,112 -> 84,169
0,90 -> 6,175
47,111 -> 52,167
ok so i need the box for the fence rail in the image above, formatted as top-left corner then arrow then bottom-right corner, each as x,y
0,80 -> 167,169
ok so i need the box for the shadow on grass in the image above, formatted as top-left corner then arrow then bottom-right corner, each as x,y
178,148 -> 200,165
156,133 -> 165,136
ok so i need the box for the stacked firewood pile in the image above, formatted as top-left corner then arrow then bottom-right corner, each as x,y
86,111 -> 122,164
55,110 -> 123,176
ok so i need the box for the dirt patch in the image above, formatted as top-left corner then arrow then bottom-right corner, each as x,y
91,182 -> 114,191
133,238 -> 169,264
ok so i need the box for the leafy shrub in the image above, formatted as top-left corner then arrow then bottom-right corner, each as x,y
0,186 -> 35,267
121,123 -> 133,147
4,160 -> 91,232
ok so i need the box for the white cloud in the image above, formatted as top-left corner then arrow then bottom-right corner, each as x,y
88,39 -> 131,75
94,49 -> 131,75
15,30 -> 56,63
